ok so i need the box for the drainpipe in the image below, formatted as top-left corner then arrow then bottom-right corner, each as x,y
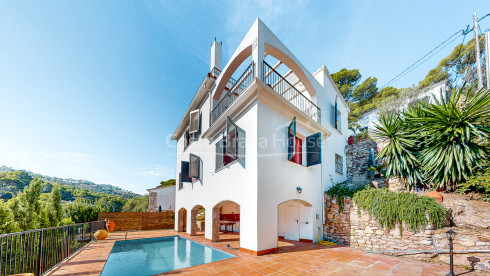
320,135 -> 325,241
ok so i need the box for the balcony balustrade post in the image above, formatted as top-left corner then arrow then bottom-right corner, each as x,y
37,230 -> 43,276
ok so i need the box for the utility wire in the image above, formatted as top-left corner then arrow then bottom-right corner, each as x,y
386,34 -> 464,88
380,13 -> 490,89
380,30 -> 462,89
380,30 -> 463,89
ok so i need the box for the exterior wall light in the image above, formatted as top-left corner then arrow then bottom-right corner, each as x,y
445,229 -> 456,276
296,187 -> 302,193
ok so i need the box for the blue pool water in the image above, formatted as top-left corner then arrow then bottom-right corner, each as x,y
100,236 -> 235,276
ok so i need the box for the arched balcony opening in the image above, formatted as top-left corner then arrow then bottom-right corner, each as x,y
190,205 -> 205,236
211,200 -> 240,248
211,47 -> 254,125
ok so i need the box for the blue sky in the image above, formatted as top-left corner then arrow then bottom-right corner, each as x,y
0,1 -> 488,194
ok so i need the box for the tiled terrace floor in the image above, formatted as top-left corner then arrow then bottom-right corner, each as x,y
46,230 -> 477,276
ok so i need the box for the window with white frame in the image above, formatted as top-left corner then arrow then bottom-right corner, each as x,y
184,109 -> 201,150
335,154 -> 343,174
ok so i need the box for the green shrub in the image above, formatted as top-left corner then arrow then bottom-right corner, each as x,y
352,187 -> 447,233
326,182 -> 366,212
457,167 -> 490,200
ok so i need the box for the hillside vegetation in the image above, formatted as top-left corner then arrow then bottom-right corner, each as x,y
332,36 -> 486,122
0,170 -> 131,211
0,165 -> 140,199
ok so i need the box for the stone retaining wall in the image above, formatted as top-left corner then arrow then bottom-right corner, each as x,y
98,211 -> 174,231
324,195 -> 490,272
346,138 -> 390,188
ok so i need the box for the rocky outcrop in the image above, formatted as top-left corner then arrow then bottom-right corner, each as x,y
439,193 -> 490,229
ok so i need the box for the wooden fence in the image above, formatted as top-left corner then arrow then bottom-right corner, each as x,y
98,212 -> 174,231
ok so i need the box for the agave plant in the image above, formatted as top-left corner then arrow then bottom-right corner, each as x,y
407,84 -> 490,191
367,163 -> 387,177
373,114 -> 424,190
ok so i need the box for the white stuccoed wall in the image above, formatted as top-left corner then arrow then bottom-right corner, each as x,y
148,186 -> 176,210
312,66 -> 349,187
173,18 -> 350,253
256,101 -> 324,251
175,100 -> 259,251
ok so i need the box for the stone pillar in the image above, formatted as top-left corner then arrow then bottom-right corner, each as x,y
190,207 -> 198,236
148,192 -> 158,212
212,206 -> 220,242
178,209 -> 187,232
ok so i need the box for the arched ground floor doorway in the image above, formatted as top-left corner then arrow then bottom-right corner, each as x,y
178,208 -> 187,232
277,199 -> 313,242
190,205 -> 205,236
212,201 -> 240,248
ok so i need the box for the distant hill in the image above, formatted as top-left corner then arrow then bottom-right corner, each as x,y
0,165 -> 140,199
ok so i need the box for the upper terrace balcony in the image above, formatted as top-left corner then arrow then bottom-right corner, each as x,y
210,61 -> 321,127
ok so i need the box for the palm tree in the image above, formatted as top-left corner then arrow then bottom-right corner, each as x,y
407,84 -> 490,191
375,83 -> 490,191
373,114 -> 424,190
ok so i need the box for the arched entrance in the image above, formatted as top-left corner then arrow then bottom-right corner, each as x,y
190,205 -> 205,236
278,199 -> 313,242
212,201 -> 240,245
178,208 -> 187,232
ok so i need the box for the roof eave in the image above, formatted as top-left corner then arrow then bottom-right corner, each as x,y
171,76 -> 216,141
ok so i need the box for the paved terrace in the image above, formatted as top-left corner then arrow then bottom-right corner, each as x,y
46,230 -> 476,276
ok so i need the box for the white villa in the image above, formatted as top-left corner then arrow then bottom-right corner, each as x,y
357,80 -> 449,131
171,19 -> 349,255
147,185 -> 176,212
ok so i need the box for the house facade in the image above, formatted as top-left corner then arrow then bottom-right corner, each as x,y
147,185 -> 176,212
171,19 -> 349,255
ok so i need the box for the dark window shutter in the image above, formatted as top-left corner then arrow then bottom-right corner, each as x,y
178,173 -> 183,189
237,127 -> 245,161
334,99 -> 338,129
184,129 -> 190,148
216,139 -> 224,170
226,117 -> 238,159
190,154 -> 200,179
189,110 -> 200,135
181,161 -> 192,182
306,132 -> 321,166
287,117 -> 296,161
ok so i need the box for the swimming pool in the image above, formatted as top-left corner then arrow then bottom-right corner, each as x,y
100,236 -> 235,276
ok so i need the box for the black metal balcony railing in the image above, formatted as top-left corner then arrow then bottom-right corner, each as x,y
210,67 -> 238,86
0,220 -> 106,276
211,67 -> 221,78
210,62 -> 255,125
262,61 -> 321,124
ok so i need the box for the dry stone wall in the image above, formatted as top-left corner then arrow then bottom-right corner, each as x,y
148,192 -> 158,212
323,195 -> 490,272
345,138 -> 389,188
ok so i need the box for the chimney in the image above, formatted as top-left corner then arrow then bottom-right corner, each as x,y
210,37 -> 222,71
